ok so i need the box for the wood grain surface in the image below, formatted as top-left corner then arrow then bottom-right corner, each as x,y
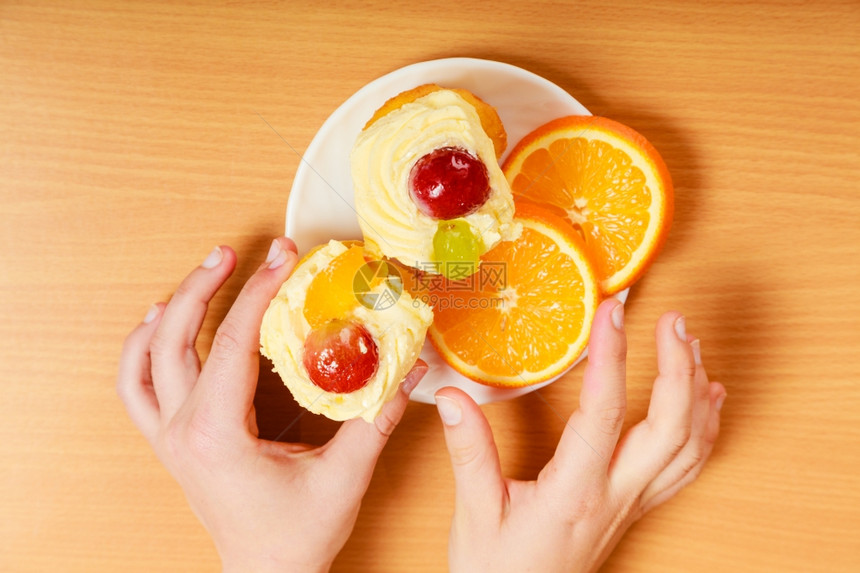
2,1 -> 859,571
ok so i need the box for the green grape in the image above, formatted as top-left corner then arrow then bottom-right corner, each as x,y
432,219 -> 484,279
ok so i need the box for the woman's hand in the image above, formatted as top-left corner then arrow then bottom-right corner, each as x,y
436,298 -> 725,573
117,238 -> 427,572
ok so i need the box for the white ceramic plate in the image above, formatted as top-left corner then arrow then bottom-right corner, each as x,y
285,57 -> 627,404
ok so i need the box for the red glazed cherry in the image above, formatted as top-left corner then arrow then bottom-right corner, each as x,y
408,147 -> 491,219
302,319 -> 379,393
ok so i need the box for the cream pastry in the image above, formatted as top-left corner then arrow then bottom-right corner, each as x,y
351,85 -> 521,278
260,240 -> 432,422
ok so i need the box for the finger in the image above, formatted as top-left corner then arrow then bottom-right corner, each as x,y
607,312 -> 697,496
149,245 -> 237,419
435,387 -> 506,519
635,338 -> 711,495
117,303 -> 165,443
551,298 -> 627,483
640,382 -> 725,514
196,238 -> 297,424
648,313 -> 697,445
325,360 -> 429,485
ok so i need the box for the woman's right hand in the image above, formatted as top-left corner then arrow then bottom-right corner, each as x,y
436,298 -> 725,572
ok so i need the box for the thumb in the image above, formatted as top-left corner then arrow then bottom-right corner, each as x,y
435,387 -> 506,517
326,360 -> 429,483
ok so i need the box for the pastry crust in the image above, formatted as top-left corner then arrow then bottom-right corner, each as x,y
363,84 -> 507,159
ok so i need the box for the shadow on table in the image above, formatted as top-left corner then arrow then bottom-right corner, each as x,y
254,356 -> 341,443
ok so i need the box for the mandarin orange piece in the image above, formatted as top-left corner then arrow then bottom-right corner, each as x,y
302,244 -> 367,329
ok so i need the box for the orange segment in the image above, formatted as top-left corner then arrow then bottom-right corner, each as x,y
427,203 -> 600,387
303,244 -> 367,329
502,116 -> 673,295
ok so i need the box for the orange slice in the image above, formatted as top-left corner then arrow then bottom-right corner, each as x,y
502,116 -> 673,295
426,203 -> 600,387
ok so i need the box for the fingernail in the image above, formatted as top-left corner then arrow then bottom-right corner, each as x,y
691,339 -> 702,365
201,246 -> 223,269
265,240 -> 291,270
264,240 -> 290,270
611,302 -> 624,330
435,395 -> 462,426
265,239 -> 280,264
143,304 -> 159,324
401,361 -> 428,395
674,315 -> 687,341
716,393 -> 726,412
269,250 -> 289,269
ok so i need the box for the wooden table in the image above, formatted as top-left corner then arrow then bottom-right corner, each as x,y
3,2 -> 859,571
